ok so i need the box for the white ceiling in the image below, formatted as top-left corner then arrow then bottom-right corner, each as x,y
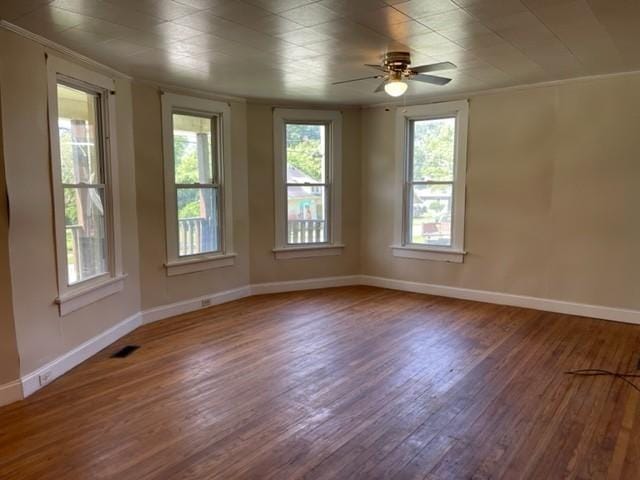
2,0 -> 640,105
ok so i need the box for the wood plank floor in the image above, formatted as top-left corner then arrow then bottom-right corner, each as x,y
1,286 -> 639,479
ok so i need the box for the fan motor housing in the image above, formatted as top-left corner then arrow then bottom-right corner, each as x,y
383,51 -> 412,71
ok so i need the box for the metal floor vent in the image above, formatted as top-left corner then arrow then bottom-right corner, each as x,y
111,345 -> 140,358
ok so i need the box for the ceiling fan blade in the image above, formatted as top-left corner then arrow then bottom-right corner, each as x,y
410,74 -> 452,86
332,75 -> 382,85
365,63 -> 386,72
374,80 -> 387,93
411,61 -> 457,74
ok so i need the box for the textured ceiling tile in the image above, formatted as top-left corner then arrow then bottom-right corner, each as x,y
2,0 -> 632,103
318,0 -> 388,15
274,27 -> 332,46
418,9 -> 477,30
349,6 -> 412,30
277,3 -> 343,26
392,0 -> 460,18
13,6 -> 85,34
0,0 -> 56,21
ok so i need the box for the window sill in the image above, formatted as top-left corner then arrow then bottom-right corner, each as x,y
391,245 -> 466,263
56,274 -> 127,316
273,244 -> 344,260
165,253 -> 236,276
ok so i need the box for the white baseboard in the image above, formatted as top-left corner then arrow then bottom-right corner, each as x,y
0,379 -> 23,407
250,275 -> 360,295
359,275 -> 640,325
141,285 -> 251,325
7,274 -> 638,407
21,312 -> 142,397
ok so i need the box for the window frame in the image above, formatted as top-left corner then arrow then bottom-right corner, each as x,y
161,93 -> 235,276
273,109 -> 343,259
392,100 -> 469,263
46,56 -> 125,315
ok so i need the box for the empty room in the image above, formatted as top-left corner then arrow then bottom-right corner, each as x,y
0,0 -> 639,478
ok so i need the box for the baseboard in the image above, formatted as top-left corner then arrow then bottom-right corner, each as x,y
250,275 -> 360,295
10,274 -> 639,407
0,380 -> 23,407
141,285 -> 251,325
21,312 -> 142,397
359,275 -> 640,325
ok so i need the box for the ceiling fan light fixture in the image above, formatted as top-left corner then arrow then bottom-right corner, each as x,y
384,79 -> 408,97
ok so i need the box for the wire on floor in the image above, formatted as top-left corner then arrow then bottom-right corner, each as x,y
564,368 -> 640,393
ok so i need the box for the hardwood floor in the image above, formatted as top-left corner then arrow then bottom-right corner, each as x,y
1,286 -> 639,479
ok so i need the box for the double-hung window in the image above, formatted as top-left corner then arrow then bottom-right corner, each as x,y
273,109 -> 343,259
47,56 -> 124,315
162,94 -> 235,276
393,100 -> 469,263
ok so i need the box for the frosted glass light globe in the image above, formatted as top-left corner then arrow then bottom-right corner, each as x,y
384,80 -> 408,97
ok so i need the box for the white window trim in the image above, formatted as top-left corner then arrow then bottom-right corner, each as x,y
46,56 -> 125,315
392,100 -> 469,263
161,93 -> 234,276
273,108 -> 342,260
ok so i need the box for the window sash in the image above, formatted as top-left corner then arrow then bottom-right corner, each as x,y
172,111 -> 219,185
405,181 -> 454,247
285,184 -> 330,245
175,186 -> 221,257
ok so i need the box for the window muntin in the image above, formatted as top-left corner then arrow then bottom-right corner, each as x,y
171,112 -> 221,257
285,122 -> 329,244
406,116 -> 457,248
56,81 -> 109,285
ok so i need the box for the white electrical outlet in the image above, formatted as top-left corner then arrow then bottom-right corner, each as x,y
38,371 -> 53,386
201,298 -> 211,307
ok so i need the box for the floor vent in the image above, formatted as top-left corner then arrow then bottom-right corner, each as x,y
111,345 -> 140,358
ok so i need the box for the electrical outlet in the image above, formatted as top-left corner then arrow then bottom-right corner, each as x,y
201,298 -> 211,307
38,371 -> 53,386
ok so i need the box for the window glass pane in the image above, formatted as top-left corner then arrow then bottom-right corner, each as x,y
287,185 -> 327,244
286,123 -> 326,184
173,113 -> 215,184
412,117 -> 455,182
64,187 -> 107,285
177,187 -> 219,256
409,184 -> 453,246
57,84 -> 101,184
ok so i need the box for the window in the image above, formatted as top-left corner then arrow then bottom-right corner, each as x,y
273,109 -> 343,259
162,94 -> 235,276
47,56 -> 124,315
393,100 -> 468,263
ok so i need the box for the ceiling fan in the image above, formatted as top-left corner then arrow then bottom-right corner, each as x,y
333,51 -> 456,97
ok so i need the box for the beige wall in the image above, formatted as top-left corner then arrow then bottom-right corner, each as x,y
361,74 -> 640,310
132,83 -> 250,310
247,104 -> 362,283
0,30 -> 141,375
0,84 -> 20,384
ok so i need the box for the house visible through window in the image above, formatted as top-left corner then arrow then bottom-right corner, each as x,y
56,82 -> 109,285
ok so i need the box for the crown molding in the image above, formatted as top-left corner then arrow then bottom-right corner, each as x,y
135,77 -> 247,104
